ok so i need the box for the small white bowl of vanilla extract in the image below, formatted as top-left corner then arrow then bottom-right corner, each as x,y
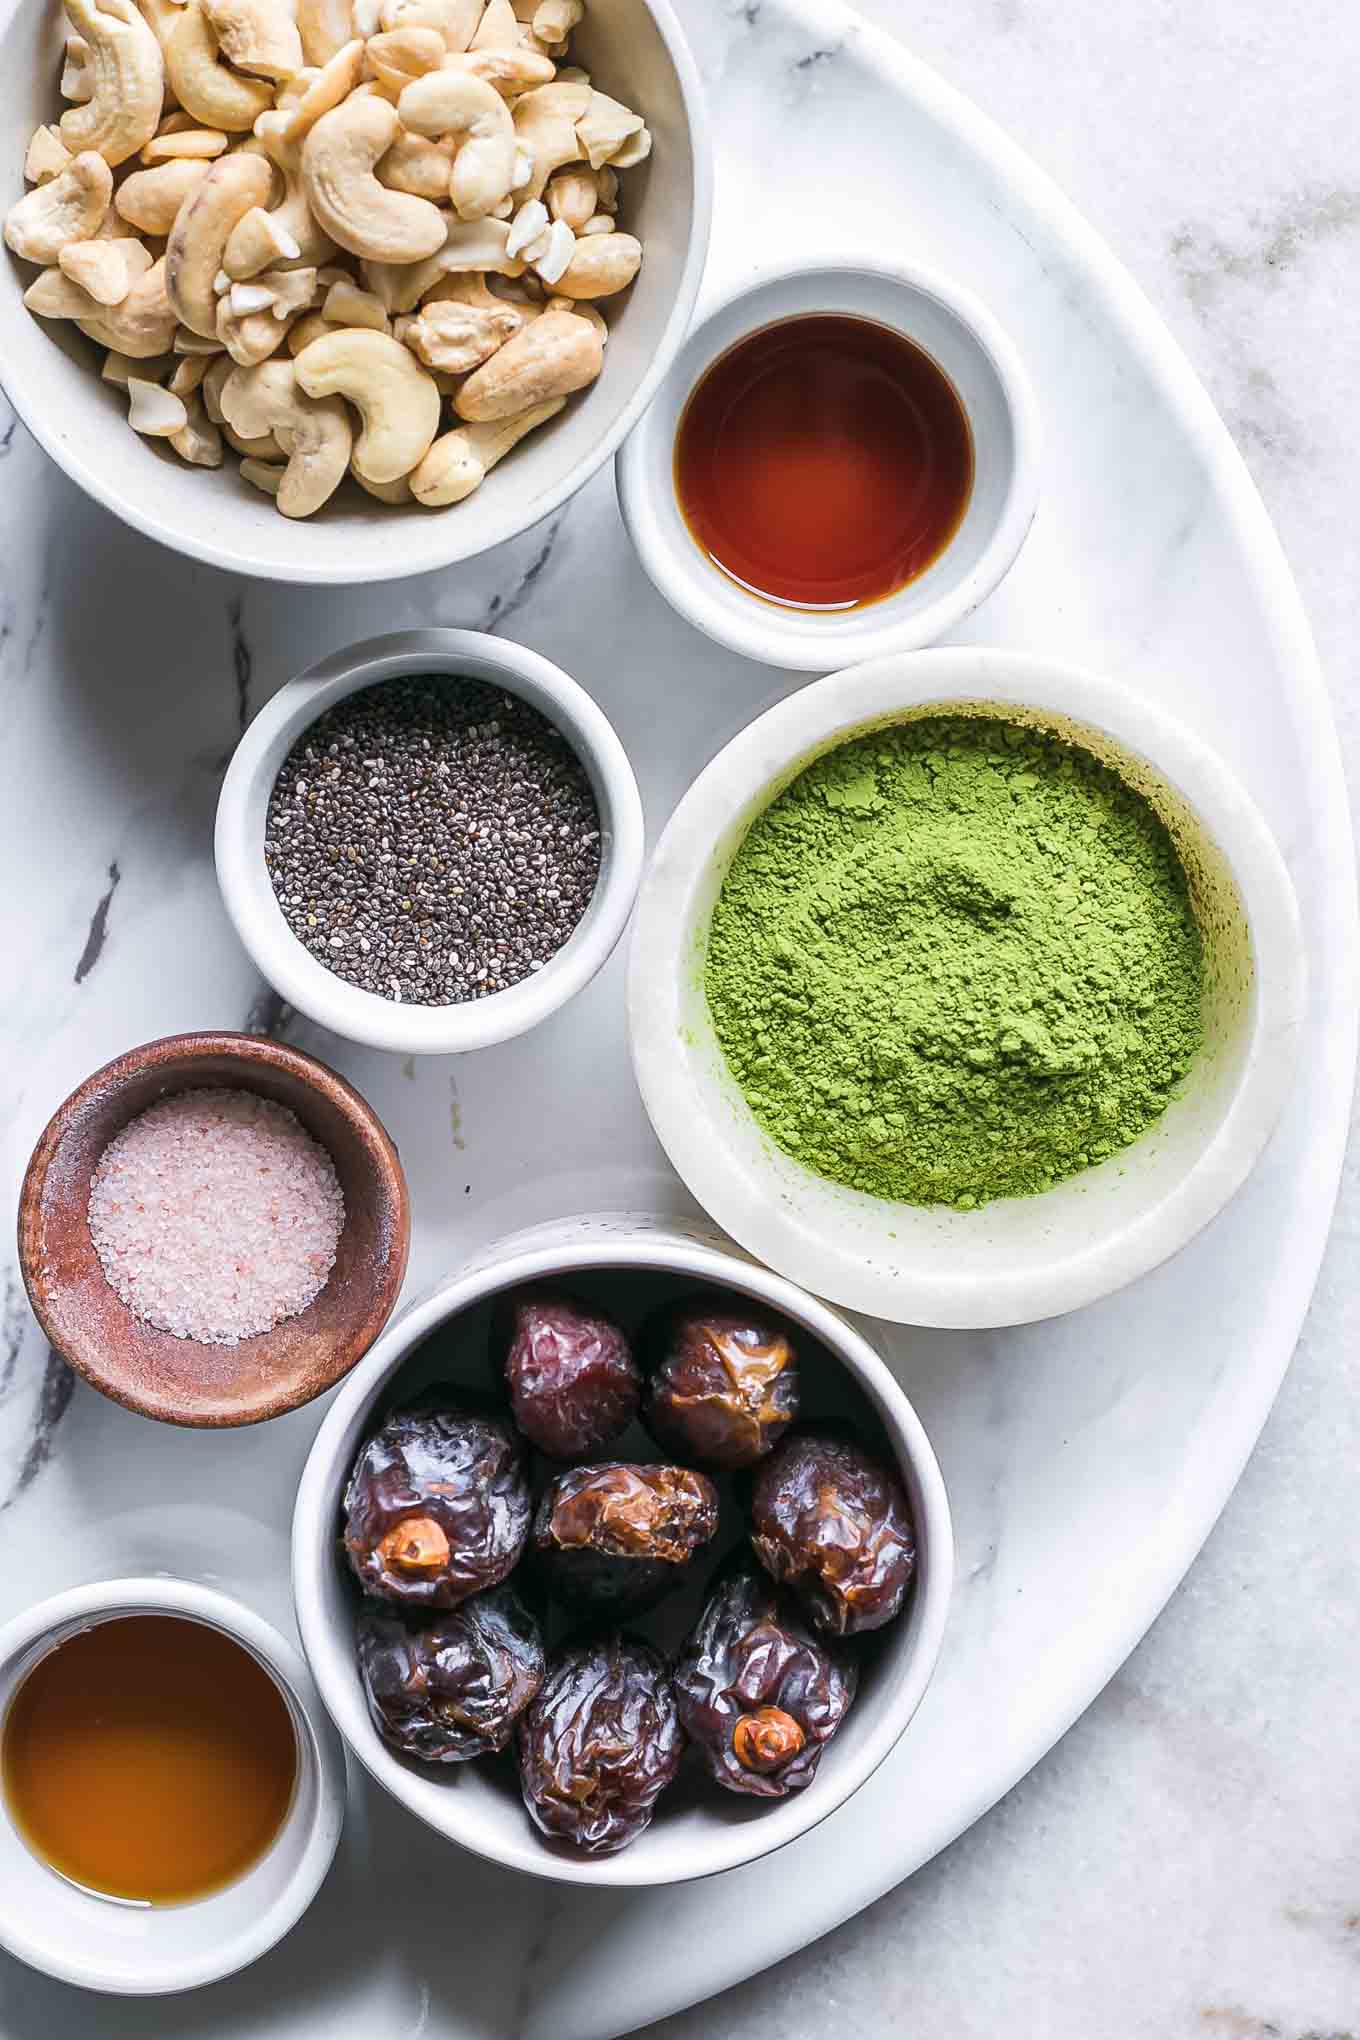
617,261 -> 1040,669
0,1577 -> 345,1994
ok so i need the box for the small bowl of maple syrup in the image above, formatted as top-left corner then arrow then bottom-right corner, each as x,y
0,1576 -> 346,1994
617,261 -> 1039,670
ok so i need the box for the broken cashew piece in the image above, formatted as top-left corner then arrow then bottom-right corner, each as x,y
294,325 -> 440,481
410,396 -> 562,503
25,127 -> 75,186
302,94 -> 447,261
512,80 -> 590,201
116,156 -> 212,233
364,26 -> 445,90
59,233 -> 153,302
59,0 -> 165,166
449,46 -> 555,95
166,149 -> 273,335
223,204 -> 302,277
220,355 -> 353,514
281,39 -> 365,140
126,374 -> 189,434
454,304 -> 600,420
379,0 -> 482,50
576,90 -> 643,172
532,0 -> 580,38
296,0 -> 352,66
200,0 -> 303,79
239,455 -> 285,493
545,163 -> 596,229
397,290 -> 521,371
246,112 -> 339,266
377,131 -> 454,201
398,69 -> 515,221
170,389 -> 225,463
4,151 -> 112,263
140,124 -> 230,161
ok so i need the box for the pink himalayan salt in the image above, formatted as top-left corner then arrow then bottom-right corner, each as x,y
87,1087 -> 345,1346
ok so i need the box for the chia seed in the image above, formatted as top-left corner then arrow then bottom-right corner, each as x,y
264,674 -> 602,1006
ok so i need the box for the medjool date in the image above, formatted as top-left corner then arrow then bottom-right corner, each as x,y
357,1584 -> 545,1764
674,1556 -> 857,1797
749,1428 -> 915,1636
641,1295 -> 800,1470
517,1634 -> 682,1855
495,1286 -> 640,1461
532,1461 -> 720,1618
344,1394 -> 531,1609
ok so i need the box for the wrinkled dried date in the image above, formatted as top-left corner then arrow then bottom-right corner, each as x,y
641,1295 -> 800,1470
749,1428 -> 915,1636
344,1394 -> 532,1610
495,1286 -> 641,1461
674,1555 -> 857,1797
517,1633 -> 683,1855
358,1583 -> 545,1764
532,1461 -> 720,1618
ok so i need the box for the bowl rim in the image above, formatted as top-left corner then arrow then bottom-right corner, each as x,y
214,629 -> 646,1055
290,1220 -> 954,1888
17,1028 -> 411,1425
615,257 -> 1041,670
627,648 -> 1307,1327
0,1575 -> 347,1995
0,0 -> 713,585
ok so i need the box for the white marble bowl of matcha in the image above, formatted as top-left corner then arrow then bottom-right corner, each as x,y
628,648 -> 1306,1329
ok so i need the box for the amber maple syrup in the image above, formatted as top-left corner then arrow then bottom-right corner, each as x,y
674,313 -> 974,611
2,1614 -> 297,1905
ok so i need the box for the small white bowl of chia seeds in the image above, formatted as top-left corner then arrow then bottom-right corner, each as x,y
216,630 -> 645,1056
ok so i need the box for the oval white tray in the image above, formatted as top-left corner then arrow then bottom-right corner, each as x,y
0,0 -> 1354,2035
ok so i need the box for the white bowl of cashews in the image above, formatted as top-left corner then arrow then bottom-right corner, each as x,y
0,0 -> 709,581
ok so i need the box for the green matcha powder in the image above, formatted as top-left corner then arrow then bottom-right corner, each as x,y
706,714 -> 1205,1209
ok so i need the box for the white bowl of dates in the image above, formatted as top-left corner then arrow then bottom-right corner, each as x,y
292,1215 -> 953,1887
0,0 -> 710,582
0,1576 -> 346,1995
215,628 -> 645,1053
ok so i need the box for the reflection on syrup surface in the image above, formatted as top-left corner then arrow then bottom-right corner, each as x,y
674,313 -> 974,612
2,1614 -> 297,1905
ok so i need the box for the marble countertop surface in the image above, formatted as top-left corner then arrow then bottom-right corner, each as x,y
0,0 -> 1355,2035
643,2 -> 1360,2035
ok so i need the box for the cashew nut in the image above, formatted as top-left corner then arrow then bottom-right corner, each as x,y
322,277 -> 389,329
220,355 -> 353,512
397,287 -> 519,370
397,69 -> 515,221
453,303 -> 597,419
378,131 -> 453,200
449,45 -> 554,94
166,148 -> 273,334
127,373 -> 189,433
200,0 -> 303,79
170,389 -> 225,461
296,0 -> 352,66
164,0 -> 272,130
608,126 -> 649,170
169,351 -> 210,394
78,254 -> 180,351
355,469 -> 413,503
116,156 -> 211,232
281,38 -> 365,139
544,162 -> 595,229
532,0 -> 579,39
301,93 -> 447,260
511,80 -> 589,200
364,25 -> 444,90
575,89 -> 642,171
217,291 -> 290,362
4,151 -> 112,263
552,227 -> 638,298
59,0 -> 165,166
357,212 -> 522,312
141,123 -> 229,160
294,325 -> 440,480
59,232 -> 153,301
410,394 -> 560,501
469,0 -> 519,49
24,127 -> 75,185
245,112 -> 338,265
379,0 -> 482,49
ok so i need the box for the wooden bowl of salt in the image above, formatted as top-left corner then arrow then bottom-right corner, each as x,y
17,1032 -> 410,1427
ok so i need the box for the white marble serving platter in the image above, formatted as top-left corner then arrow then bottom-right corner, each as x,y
0,0 -> 1355,2033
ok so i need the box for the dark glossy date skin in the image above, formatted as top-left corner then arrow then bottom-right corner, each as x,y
358,1583 -> 545,1764
344,1394 -> 531,1610
674,1557 -> 857,1797
749,1428 -> 916,1636
517,1634 -> 682,1855
495,1286 -> 640,1462
532,1461 -> 720,1618
641,1294 -> 800,1471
